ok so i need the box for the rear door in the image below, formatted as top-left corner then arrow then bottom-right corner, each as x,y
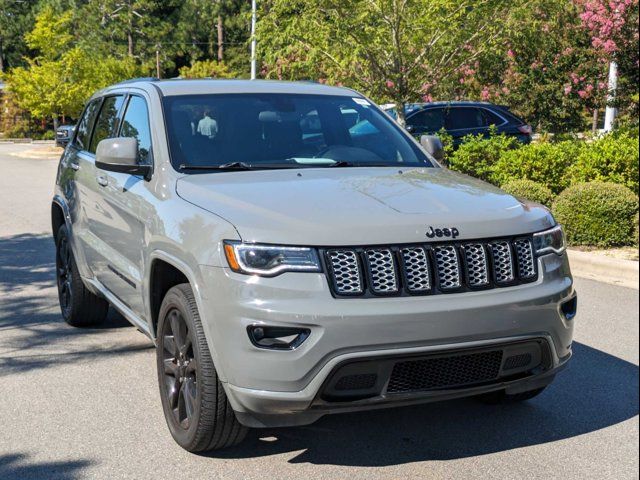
91,94 -> 153,316
445,106 -> 489,144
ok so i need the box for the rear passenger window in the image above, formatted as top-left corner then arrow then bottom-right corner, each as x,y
89,95 -> 125,153
120,96 -> 152,165
74,99 -> 101,151
447,107 -> 486,130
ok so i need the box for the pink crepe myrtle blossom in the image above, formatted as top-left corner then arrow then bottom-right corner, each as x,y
480,87 -> 491,101
385,80 -> 395,88
564,85 -> 573,95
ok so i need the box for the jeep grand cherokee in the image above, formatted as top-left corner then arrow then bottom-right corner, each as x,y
52,79 -> 576,452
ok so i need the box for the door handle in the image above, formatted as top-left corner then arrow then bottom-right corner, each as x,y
70,163 -> 80,171
97,176 -> 108,187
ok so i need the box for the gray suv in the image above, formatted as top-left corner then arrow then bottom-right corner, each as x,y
51,79 -> 576,452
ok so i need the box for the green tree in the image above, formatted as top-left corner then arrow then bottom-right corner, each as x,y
178,60 -> 236,78
258,0 -> 521,125
175,0 -> 251,76
76,0 -> 182,75
0,0 -> 36,72
6,6 -> 140,129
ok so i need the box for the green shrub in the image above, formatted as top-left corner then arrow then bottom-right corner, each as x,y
448,134 -> 520,182
552,182 -> 639,247
634,212 -> 639,246
501,179 -> 555,206
491,140 -> 583,194
564,131 -> 639,194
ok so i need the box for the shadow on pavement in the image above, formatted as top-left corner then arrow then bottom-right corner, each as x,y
217,344 -> 638,465
0,233 -> 151,377
0,453 -> 92,480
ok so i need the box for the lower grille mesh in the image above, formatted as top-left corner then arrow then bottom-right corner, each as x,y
387,350 -> 504,393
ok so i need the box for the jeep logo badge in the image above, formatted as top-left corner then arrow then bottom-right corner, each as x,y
426,226 -> 460,239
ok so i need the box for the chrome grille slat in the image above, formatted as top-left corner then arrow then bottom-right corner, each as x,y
400,247 -> 432,293
463,243 -> 489,287
434,245 -> 461,290
324,237 -> 537,297
364,249 -> 398,294
514,238 -> 536,279
490,241 -> 515,284
327,250 -> 363,294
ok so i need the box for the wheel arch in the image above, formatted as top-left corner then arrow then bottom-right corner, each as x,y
51,196 -> 70,240
148,252 -> 205,338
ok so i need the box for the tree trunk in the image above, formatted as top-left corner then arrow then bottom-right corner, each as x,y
394,100 -> 406,127
217,15 -> 224,62
53,116 -> 59,132
592,108 -> 598,134
128,31 -> 134,57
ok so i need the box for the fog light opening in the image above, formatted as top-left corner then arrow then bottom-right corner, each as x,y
247,325 -> 310,350
561,296 -> 578,320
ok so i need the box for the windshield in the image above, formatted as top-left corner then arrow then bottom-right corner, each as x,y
163,94 -> 433,171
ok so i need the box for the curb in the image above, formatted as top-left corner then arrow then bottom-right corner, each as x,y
567,249 -> 639,289
0,139 -> 55,144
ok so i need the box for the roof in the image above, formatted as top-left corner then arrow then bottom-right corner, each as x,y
106,78 -> 357,97
382,101 -> 503,112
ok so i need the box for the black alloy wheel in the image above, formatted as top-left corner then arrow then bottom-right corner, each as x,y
161,308 -> 198,430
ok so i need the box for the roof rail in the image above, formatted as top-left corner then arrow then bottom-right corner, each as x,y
114,77 -> 160,85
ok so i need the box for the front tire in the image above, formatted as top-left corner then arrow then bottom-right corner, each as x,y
55,225 -> 109,327
156,284 -> 247,452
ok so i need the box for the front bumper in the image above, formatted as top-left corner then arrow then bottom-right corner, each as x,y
198,253 -> 575,427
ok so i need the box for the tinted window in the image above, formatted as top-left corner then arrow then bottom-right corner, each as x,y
120,96 -> 152,165
89,95 -> 125,153
447,107 -> 487,130
481,108 -> 505,126
163,94 -> 432,170
407,108 -> 445,131
74,99 -> 101,151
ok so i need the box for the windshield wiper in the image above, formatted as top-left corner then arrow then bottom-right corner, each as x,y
179,162 -> 253,171
327,161 -> 355,167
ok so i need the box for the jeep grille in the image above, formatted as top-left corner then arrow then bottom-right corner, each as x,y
323,237 -> 537,297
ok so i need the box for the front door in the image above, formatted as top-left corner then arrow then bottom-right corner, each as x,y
91,94 -> 154,316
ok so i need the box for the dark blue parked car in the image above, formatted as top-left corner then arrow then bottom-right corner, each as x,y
382,101 -> 532,146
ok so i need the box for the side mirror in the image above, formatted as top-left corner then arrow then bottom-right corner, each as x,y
420,134 -> 445,162
95,137 -> 151,180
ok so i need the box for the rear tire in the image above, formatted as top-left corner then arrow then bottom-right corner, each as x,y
475,386 -> 547,405
55,225 -> 109,327
156,284 -> 247,452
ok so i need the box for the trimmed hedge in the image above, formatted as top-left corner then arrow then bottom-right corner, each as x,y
447,134 -> 519,183
501,179 -> 555,206
490,140 -> 582,194
552,182 -> 639,247
565,130 -> 639,194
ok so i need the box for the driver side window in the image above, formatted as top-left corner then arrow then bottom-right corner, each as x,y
119,96 -> 152,165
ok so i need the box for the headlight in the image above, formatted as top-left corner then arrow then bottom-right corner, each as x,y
223,241 -> 321,276
533,225 -> 566,255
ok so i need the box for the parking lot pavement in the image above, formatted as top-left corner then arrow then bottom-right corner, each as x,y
0,144 -> 638,480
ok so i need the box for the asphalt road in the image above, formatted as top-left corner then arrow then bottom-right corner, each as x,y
0,143 -> 638,480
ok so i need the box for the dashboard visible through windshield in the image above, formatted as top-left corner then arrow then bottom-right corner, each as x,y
162,94 -> 434,171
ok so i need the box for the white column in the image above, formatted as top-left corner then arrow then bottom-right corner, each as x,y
250,0 -> 257,80
603,60 -> 618,132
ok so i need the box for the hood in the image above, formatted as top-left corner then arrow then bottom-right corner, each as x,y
176,167 -> 555,246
